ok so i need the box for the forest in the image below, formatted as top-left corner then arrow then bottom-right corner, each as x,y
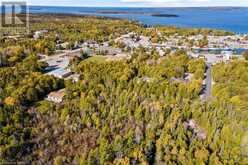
0,14 -> 247,164
25,50 -> 246,164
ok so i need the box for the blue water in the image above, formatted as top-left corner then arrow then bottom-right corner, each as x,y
12,6 -> 248,33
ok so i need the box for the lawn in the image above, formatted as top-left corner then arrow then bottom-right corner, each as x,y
83,56 -> 107,63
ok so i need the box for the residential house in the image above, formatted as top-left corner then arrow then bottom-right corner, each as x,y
33,29 -> 48,40
46,89 -> 66,103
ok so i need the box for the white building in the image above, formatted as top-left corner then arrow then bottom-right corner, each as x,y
46,89 -> 65,103
33,30 -> 48,40
116,33 -> 151,49
222,51 -> 232,61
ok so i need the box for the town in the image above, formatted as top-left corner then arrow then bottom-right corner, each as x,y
31,29 -> 247,103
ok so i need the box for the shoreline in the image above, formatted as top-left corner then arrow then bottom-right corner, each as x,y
28,5 -> 248,8
3,13 -> 237,35
27,13 -> 236,35
13,7 -> 248,34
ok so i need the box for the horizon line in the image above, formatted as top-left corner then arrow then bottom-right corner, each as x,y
26,5 -> 248,8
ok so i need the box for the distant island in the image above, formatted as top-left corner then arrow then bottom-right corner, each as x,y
96,10 -> 179,17
96,11 -> 152,15
151,14 -> 179,17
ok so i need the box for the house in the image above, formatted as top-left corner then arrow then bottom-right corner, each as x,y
105,47 -> 122,56
46,89 -> 65,103
156,47 -> 165,56
33,29 -> 48,40
56,42 -> 70,50
47,68 -> 72,79
7,35 -> 20,40
222,50 -> 232,61
67,74 -> 80,83
115,33 -> 151,49
170,77 -> 189,84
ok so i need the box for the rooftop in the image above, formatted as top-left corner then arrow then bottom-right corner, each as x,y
47,68 -> 72,78
48,89 -> 65,98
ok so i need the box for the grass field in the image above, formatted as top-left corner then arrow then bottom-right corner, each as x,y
84,56 -> 107,63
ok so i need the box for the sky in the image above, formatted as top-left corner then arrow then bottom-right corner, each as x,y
2,0 -> 248,7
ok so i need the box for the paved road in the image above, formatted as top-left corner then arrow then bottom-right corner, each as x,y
205,63 -> 212,99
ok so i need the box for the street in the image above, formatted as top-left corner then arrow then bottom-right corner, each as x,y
205,63 -> 212,99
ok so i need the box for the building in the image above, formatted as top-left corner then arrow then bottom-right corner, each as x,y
67,74 -> 80,83
115,33 -> 151,49
56,42 -> 70,50
222,50 -> 232,61
7,35 -> 21,40
46,89 -> 65,103
47,68 -> 72,79
33,30 -> 48,40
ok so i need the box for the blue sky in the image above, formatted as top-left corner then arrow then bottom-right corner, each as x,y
5,0 -> 248,7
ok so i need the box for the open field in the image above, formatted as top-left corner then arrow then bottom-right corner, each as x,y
83,56 -> 107,63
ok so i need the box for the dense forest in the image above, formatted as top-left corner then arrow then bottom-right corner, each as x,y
0,14 -> 247,164
25,51 -> 246,164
